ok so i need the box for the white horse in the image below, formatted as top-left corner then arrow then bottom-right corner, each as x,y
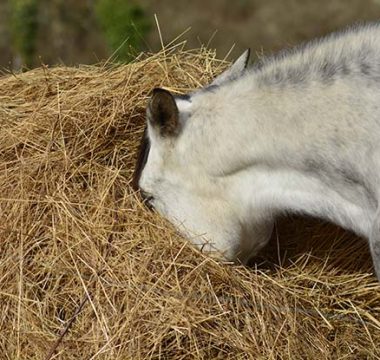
133,23 -> 380,280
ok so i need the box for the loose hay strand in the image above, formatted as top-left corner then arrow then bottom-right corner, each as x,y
0,46 -> 379,359
44,294 -> 89,360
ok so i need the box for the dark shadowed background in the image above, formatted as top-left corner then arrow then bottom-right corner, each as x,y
2,0 -> 380,69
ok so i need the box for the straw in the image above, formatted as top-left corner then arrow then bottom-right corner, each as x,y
0,45 -> 379,359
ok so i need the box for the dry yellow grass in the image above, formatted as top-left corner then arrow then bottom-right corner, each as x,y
0,45 -> 380,359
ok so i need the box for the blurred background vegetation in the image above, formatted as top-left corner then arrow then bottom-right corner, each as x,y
3,0 -> 380,69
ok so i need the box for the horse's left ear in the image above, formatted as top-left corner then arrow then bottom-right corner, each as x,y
211,49 -> 250,86
148,88 -> 180,137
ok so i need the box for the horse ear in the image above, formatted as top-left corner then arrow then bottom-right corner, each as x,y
210,49 -> 250,86
148,88 -> 180,137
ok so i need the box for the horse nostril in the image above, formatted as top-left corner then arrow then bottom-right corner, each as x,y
140,190 -> 155,210
144,196 -> 154,210
140,190 -> 149,200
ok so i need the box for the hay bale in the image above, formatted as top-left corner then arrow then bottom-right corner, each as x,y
0,45 -> 379,359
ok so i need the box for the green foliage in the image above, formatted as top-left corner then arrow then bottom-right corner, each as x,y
10,0 -> 39,68
95,0 -> 150,61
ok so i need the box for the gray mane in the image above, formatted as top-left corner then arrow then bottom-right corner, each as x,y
252,22 -> 380,87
